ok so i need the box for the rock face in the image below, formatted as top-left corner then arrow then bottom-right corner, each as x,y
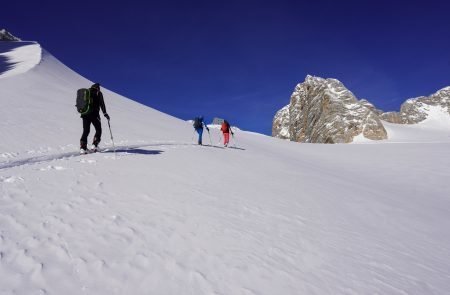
272,105 -> 290,139
273,76 -> 450,143
0,29 -> 21,41
273,75 -> 387,143
380,87 -> 450,124
212,117 -> 225,125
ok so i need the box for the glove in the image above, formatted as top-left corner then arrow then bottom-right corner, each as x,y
104,113 -> 110,120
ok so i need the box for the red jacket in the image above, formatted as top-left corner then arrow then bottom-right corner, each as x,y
221,122 -> 232,133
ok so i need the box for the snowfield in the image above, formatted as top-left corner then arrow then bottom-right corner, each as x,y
1,42 -> 450,295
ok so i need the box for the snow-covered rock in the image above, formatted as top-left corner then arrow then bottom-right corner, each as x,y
359,98 -> 383,115
273,75 -> 387,143
380,87 -> 450,124
274,76 -> 450,143
0,29 -> 21,41
272,105 -> 290,139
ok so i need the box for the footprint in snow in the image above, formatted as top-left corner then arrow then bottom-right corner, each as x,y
88,198 -> 106,206
0,152 -> 18,159
1,176 -> 24,183
39,165 -> 66,171
79,159 -> 96,164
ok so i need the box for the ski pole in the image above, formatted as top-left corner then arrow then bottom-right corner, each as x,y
231,132 -> 237,148
107,119 -> 116,156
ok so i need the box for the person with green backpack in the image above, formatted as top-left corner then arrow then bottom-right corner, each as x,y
76,83 -> 110,153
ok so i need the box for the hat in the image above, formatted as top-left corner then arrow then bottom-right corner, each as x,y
91,83 -> 100,89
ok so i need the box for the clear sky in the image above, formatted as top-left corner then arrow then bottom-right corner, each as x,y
3,0 -> 450,134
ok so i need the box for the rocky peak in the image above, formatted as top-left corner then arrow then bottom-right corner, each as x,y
0,29 -> 21,41
273,75 -> 387,143
273,75 -> 450,143
380,86 -> 450,124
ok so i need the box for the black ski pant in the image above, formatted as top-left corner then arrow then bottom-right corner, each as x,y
80,114 -> 102,148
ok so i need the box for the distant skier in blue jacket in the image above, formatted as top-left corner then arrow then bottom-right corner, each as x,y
193,116 -> 209,145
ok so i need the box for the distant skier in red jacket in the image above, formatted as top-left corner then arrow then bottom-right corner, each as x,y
220,120 -> 234,147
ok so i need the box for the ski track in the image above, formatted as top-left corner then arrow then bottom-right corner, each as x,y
0,142 -> 213,171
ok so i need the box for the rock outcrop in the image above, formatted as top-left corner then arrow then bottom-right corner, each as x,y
273,76 -> 450,143
273,75 -> 387,143
272,105 -> 290,139
0,29 -> 21,41
380,87 -> 450,124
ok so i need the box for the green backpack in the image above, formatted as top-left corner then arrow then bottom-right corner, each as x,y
76,88 -> 92,115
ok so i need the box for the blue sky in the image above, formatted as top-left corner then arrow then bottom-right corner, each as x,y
3,0 -> 450,134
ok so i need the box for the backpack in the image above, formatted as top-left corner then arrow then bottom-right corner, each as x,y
193,117 -> 202,129
76,88 -> 92,115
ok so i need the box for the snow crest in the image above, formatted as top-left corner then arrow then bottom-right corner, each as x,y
0,42 -> 42,79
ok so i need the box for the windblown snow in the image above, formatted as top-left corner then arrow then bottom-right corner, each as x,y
0,42 -> 41,79
1,42 -> 450,295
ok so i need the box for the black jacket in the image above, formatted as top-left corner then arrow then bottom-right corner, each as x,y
83,87 -> 107,117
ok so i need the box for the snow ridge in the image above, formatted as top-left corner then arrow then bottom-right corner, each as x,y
0,42 -> 42,78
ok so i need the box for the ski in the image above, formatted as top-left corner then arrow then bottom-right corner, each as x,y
79,148 -> 100,155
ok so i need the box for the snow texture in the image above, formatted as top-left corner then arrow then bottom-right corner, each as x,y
1,42 -> 450,295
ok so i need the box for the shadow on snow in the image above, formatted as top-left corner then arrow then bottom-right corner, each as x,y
0,141 -> 245,170
0,144 -> 166,170
227,146 -> 246,151
105,148 -> 163,155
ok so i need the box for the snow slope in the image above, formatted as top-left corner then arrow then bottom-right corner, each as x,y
1,42 -> 450,295
353,105 -> 450,144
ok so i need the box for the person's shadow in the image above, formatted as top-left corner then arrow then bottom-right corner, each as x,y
228,146 -> 245,151
104,148 -> 164,155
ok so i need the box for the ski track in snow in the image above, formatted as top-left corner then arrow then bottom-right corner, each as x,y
0,175 -> 24,183
0,142 -> 206,171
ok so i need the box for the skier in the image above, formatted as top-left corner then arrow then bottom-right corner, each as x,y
193,116 -> 209,145
80,83 -> 110,153
220,119 -> 234,147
